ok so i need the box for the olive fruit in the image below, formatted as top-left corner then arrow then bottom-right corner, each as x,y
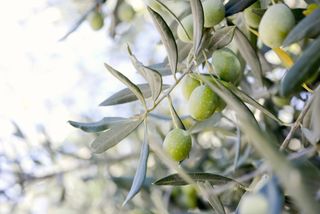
88,11 -> 104,31
244,1 -> 261,28
188,85 -> 219,121
258,4 -> 295,48
239,193 -> 268,214
163,128 -> 192,162
117,2 -> 135,22
181,75 -> 201,99
212,48 -> 241,83
202,0 -> 225,28
177,15 -> 193,43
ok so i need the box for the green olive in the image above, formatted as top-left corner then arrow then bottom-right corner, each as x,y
272,96 -> 290,107
88,11 -> 104,31
244,1 -> 261,29
177,15 -> 193,43
258,4 -> 295,48
203,0 -> 225,28
163,128 -> 192,162
182,74 -> 201,99
181,185 -> 198,208
117,2 -> 135,22
239,193 -> 268,214
188,85 -> 219,121
212,48 -> 242,83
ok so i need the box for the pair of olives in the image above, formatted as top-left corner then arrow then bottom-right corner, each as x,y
183,48 -> 241,121
244,2 -> 295,48
177,0 -> 225,43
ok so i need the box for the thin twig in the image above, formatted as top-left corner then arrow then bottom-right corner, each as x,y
280,88 -> 318,151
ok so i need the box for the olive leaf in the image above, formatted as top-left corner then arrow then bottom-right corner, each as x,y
190,0 -> 204,55
168,96 -> 185,130
212,26 -> 236,49
280,36 -> 320,96
91,116 -> 144,153
283,9 -> 320,46
234,28 -> 263,86
123,121 -> 149,205
225,0 -> 257,17
147,7 -> 178,77
198,182 -> 226,214
146,62 -> 172,76
233,125 -> 241,172
104,63 -> 146,108
154,172 -> 245,188
99,84 -> 170,106
68,117 -> 128,133
127,46 -> 163,101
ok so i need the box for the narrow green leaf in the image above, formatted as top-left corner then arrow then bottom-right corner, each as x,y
104,63 -> 146,108
147,7 -> 178,77
234,28 -> 263,86
91,116 -> 144,153
146,62 -> 172,76
154,172 -> 244,188
68,117 -> 127,133
188,113 -> 222,134
227,83 -> 286,125
168,96 -> 185,130
99,84 -> 170,106
198,182 -> 226,214
150,0 -> 191,41
225,0 -> 257,17
212,26 -> 236,49
280,36 -> 320,96
284,9 -> 320,46
123,121 -> 149,205
127,46 -> 163,101
190,0 -> 204,55
233,126 -> 241,172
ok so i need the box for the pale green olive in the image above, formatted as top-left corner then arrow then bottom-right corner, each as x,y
182,74 -> 201,99
177,15 -> 193,43
163,128 -> 192,162
88,11 -> 104,31
203,0 -> 225,28
239,193 -> 268,214
258,4 -> 295,48
188,85 -> 219,121
117,2 -> 135,22
212,48 -> 242,83
244,1 -> 261,28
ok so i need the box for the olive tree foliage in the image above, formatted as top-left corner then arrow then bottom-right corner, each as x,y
69,0 -> 320,213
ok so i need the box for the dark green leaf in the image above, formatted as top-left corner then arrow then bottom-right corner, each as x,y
154,172 -> 244,188
99,84 -> 170,106
188,113 -> 222,134
280,36 -> 320,96
123,121 -> 149,205
68,117 -> 127,133
190,0 -> 204,55
147,7 -> 178,77
127,46 -> 163,101
104,63 -> 146,108
91,116 -> 144,153
168,97 -> 185,130
283,9 -> 320,46
234,28 -> 263,86
225,0 -> 257,17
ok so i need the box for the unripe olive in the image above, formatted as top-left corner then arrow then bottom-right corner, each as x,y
215,98 -> 226,112
117,2 -> 135,22
177,15 -> 193,43
181,185 -> 198,208
182,75 -> 201,99
239,193 -> 268,214
203,0 -> 225,28
258,4 -> 295,48
163,128 -> 192,162
88,11 -> 104,31
212,48 -> 241,83
244,1 -> 261,28
188,85 -> 219,121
